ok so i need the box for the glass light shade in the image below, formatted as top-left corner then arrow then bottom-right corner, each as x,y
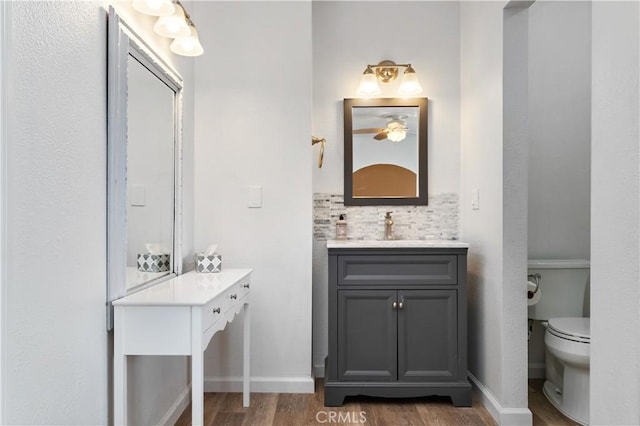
398,67 -> 423,96
154,5 -> 191,38
386,120 -> 407,142
356,68 -> 381,97
170,26 -> 204,56
386,129 -> 407,142
132,0 -> 175,17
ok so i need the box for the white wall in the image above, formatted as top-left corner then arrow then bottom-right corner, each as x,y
0,1 -> 7,420
4,2 -> 109,423
193,1 -> 314,392
590,1 -> 640,424
460,1 -> 530,424
3,1 -> 195,423
311,0 -> 461,374
528,1 -> 591,261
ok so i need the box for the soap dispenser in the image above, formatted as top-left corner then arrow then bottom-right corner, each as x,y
384,211 -> 394,240
336,214 -> 348,240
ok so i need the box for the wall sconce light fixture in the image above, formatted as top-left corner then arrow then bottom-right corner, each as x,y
132,0 -> 204,57
357,60 -> 423,97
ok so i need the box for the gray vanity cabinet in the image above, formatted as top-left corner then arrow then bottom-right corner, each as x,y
325,246 -> 471,407
338,290 -> 397,382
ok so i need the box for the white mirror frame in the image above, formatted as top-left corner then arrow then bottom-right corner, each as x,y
107,7 -> 183,330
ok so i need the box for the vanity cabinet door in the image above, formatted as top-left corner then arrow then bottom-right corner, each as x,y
397,289 -> 458,382
338,290 -> 397,381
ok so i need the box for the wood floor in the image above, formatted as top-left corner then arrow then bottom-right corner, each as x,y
528,379 -> 579,426
175,379 -> 577,425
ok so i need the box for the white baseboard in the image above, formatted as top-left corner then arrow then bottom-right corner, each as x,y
205,376 -> 315,393
468,372 -> 532,426
158,385 -> 191,426
314,363 -> 325,378
528,363 -> 546,379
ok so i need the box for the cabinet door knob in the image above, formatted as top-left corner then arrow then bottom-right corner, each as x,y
398,302 -> 404,309
243,283 -> 250,288
392,302 -> 398,309
212,307 -> 221,314
230,294 -> 238,300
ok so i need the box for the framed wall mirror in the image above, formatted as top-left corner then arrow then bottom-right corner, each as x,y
106,7 -> 183,330
344,98 -> 428,206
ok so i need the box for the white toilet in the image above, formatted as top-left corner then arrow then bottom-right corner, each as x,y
528,259 -> 590,425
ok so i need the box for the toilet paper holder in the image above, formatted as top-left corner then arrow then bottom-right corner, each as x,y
527,273 -> 541,299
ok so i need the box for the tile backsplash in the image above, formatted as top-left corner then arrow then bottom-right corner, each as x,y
313,193 -> 459,241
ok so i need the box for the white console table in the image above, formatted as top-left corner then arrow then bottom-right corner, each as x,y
113,269 -> 252,426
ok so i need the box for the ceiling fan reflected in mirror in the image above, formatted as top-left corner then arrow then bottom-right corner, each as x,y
353,115 -> 410,142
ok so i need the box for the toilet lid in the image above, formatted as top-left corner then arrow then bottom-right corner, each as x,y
548,317 -> 590,341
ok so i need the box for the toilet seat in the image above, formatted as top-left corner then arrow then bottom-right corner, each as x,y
548,317 -> 590,343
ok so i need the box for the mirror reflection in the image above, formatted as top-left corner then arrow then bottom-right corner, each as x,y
126,55 -> 175,289
352,106 -> 419,198
344,98 -> 428,206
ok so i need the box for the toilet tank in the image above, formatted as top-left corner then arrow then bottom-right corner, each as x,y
528,259 -> 590,321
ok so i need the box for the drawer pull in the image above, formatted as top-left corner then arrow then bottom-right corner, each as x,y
243,283 -> 250,289
230,294 -> 238,300
212,307 -> 221,314
392,302 -> 397,309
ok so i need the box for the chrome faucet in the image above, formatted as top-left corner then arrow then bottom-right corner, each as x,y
384,211 -> 394,240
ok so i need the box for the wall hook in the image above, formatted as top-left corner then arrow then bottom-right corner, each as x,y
312,136 -> 326,168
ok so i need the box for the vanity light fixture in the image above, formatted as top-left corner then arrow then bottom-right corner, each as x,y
170,25 -> 204,57
132,0 -> 175,17
153,4 -> 190,38
356,60 -> 423,97
132,0 -> 204,57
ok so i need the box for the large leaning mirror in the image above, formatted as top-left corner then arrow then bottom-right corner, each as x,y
106,7 -> 183,330
344,98 -> 428,206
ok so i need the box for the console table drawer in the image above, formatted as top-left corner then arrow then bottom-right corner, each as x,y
337,255 -> 457,285
202,276 -> 251,331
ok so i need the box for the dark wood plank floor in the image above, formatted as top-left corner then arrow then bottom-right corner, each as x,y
175,379 -> 578,425
529,379 -> 579,426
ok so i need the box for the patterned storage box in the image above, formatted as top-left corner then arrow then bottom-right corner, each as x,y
137,253 -> 171,272
196,254 -> 222,273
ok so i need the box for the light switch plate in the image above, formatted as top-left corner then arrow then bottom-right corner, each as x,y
248,185 -> 262,208
471,189 -> 480,210
130,184 -> 146,206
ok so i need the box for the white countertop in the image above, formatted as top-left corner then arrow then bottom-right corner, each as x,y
326,239 -> 469,249
112,269 -> 253,306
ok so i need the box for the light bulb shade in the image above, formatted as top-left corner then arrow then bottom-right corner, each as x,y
356,67 -> 381,97
398,66 -> 423,96
386,120 -> 407,142
386,129 -> 407,142
170,26 -> 204,56
154,5 -> 191,38
132,0 -> 175,17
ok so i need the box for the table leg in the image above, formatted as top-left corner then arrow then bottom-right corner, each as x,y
114,310 -> 127,425
192,335 -> 204,426
243,301 -> 251,407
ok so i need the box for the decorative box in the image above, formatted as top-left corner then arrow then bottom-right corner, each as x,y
137,253 -> 171,272
196,254 -> 222,273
